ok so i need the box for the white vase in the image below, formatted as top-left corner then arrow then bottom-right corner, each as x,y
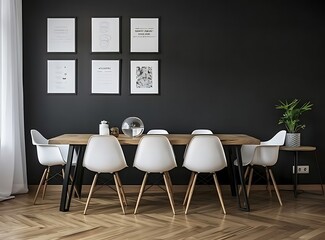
285,133 -> 301,147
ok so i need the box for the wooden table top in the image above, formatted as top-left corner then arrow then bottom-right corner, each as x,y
49,133 -> 260,146
280,146 -> 316,152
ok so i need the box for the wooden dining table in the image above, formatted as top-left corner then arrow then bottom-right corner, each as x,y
49,133 -> 260,212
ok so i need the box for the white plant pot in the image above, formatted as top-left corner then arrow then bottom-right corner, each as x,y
285,133 -> 301,147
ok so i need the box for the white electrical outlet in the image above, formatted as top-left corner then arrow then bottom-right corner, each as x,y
292,165 -> 309,174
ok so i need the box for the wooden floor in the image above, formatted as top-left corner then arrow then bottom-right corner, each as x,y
0,185 -> 325,240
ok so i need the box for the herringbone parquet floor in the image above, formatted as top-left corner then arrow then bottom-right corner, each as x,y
0,185 -> 325,240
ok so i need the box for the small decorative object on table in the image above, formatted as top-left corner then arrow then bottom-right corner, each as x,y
276,99 -> 313,147
99,120 -> 110,135
110,127 -> 119,137
121,117 -> 144,137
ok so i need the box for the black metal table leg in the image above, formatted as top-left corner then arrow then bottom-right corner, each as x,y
60,145 -> 74,211
314,151 -> 325,195
235,146 -> 250,211
226,147 -> 236,196
294,151 -> 298,198
72,146 -> 85,198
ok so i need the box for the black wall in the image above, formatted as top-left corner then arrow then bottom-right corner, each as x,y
23,0 -> 325,185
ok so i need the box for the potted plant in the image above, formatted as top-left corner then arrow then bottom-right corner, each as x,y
276,99 -> 313,147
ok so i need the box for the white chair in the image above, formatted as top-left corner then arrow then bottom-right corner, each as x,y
238,130 -> 286,205
240,130 -> 286,166
191,129 -> 213,134
260,130 -> 286,145
147,129 -> 169,134
182,135 -> 227,214
186,128 -> 213,156
133,135 -> 177,214
184,128 -> 213,167
83,135 -> 128,215
31,129 -> 77,204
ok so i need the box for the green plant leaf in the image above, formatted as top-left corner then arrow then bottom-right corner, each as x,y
276,99 -> 312,133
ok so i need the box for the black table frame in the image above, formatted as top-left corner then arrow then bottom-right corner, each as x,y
280,146 -> 324,198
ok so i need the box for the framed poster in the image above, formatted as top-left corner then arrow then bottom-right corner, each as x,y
91,60 -> 120,94
130,60 -> 159,94
47,60 -> 76,94
47,18 -> 76,52
130,18 -> 159,53
91,18 -> 120,52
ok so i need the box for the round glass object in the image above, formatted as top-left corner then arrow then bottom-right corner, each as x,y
121,117 -> 144,137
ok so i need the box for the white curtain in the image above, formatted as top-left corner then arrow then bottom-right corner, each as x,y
0,0 -> 28,201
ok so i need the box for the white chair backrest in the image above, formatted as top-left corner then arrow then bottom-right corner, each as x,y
191,129 -> 213,134
31,129 -> 66,166
183,135 -> 227,173
133,135 -> 177,172
83,135 -> 127,173
251,145 -> 280,166
147,129 -> 169,134
31,129 -> 49,145
261,130 -> 286,145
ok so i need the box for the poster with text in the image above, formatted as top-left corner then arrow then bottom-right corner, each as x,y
47,18 -> 75,52
47,60 -> 76,94
130,18 -> 159,52
92,60 -> 120,94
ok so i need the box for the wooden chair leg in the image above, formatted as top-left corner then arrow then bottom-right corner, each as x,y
165,172 -> 175,206
115,172 -> 127,206
239,166 -> 250,195
265,167 -> 272,197
163,172 -> 176,215
33,168 -> 48,204
213,173 -> 226,215
247,167 -> 254,197
183,172 -> 195,206
185,172 -> 198,215
134,172 -> 148,214
83,173 -> 98,215
61,168 -> 65,178
268,168 -> 283,206
42,166 -> 50,199
113,173 -> 126,214
165,171 -> 174,197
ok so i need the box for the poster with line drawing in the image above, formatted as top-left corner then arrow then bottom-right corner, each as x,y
130,60 -> 159,94
92,18 -> 120,52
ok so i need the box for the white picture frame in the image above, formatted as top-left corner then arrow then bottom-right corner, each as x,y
47,60 -> 76,94
130,18 -> 159,53
91,60 -> 120,94
91,18 -> 120,52
130,60 -> 159,94
47,18 -> 76,52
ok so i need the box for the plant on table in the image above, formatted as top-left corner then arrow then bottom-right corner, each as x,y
276,99 -> 313,133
